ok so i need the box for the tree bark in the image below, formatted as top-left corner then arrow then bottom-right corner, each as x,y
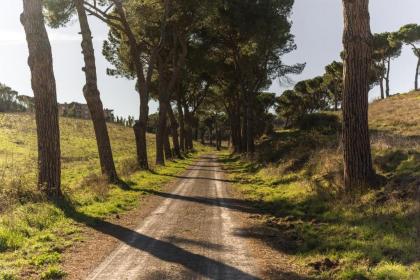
342,0 -> 375,191
385,58 -> 391,97
75,0 -> 118,183
167,105 -> 182,158
21,0 -> 61,198
156,97 -> 168,165
379,77 -> 385,99
245,94 -> 255,154
176,99 -> 186,151
163,124 -> 172,160
183,104 -> 194,150
415,56 -> 420,91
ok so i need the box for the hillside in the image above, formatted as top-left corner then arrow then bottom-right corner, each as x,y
221,92 -> 420,280
0,114 -> 203,279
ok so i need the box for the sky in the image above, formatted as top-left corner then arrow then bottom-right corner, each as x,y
0,0 -> 419,118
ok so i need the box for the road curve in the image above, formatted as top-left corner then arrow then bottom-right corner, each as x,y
86,155 -> 261,280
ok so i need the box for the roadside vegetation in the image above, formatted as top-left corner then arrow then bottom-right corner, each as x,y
221,92 -> 420,280
0,114 -> 206,279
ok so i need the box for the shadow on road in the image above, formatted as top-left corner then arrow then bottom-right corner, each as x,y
141,189 -> 258,214
55,199 -> 260,280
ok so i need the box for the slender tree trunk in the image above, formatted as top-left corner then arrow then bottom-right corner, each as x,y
415,55 -> 420,91
176,99 -> 186,152
201,129 -> 205,145
241,113 -> 248,152
379,77 -> 385,99
183,104 -> 193,150
385,58 -> 391,97
21,0 -> 61,198
342,0 -> 375,191
163,125 -> 172,160
156,97 -> 168,165
167,105 -> 182,158
75,0 -> 118,182
245,94 -> 255,154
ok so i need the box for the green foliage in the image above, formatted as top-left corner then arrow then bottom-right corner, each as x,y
43,0 -> 75,28
296,113 -> 341,134
0,83 -> 28,113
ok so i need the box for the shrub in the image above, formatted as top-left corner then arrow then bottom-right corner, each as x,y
296,113 -> 341,134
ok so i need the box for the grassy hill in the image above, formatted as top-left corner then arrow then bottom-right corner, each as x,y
0,114 -> 204,279
221,92 -> 420,280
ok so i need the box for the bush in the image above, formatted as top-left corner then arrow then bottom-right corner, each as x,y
40,266 -> 66,280
296,113 -> 341,134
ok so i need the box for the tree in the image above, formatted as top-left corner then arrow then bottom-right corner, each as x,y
21,0 -> 62,198
324,61 -> 343,109
373,32 -> 402,98
96,0 -> 159,170
200,0 -> 303,155
44,0 -> 119,182
342,0 -> 375,191
393,24 -> 420,90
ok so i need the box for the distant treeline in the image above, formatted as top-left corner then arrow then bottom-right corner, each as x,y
0,83 -> 34,113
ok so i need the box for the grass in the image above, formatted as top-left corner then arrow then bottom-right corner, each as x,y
0,113 -> 208,279
220,92 -> 420,279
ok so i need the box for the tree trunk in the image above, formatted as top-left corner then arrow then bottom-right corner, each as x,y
133,119 -> 148,169
183,104 -> 193,150
385,58 -> 391,97
163,125 -> 172,160
245,94 -> 255,154
156,98 -> 168,165
176,100 -> 186,152
379,77 -> 385,99
75,0 -> 118,183
167,105 -> 182,158
415,56 -> 420,91
21,0 -> 61,198
342,0 -> 374,192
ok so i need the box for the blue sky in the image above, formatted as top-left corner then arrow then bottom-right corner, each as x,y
0,0 -> 419,118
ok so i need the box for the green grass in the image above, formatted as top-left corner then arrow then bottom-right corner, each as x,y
220,92 -> 420,279
0,113 -> 209,279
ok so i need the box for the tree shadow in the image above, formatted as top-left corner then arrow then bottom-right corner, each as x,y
163,236 -> 227,251
140,190 -> 258,214
156,173 -> 238,184
55,198 -> 261,280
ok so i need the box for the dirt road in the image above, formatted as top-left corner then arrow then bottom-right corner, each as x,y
86,155 -> 261,280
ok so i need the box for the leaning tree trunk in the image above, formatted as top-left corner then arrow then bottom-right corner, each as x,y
75,0 -> 118,182
167,105 -> 182,158
342,0 -> 374,192
385,58 -> 391,97
21,0 -> 61,198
